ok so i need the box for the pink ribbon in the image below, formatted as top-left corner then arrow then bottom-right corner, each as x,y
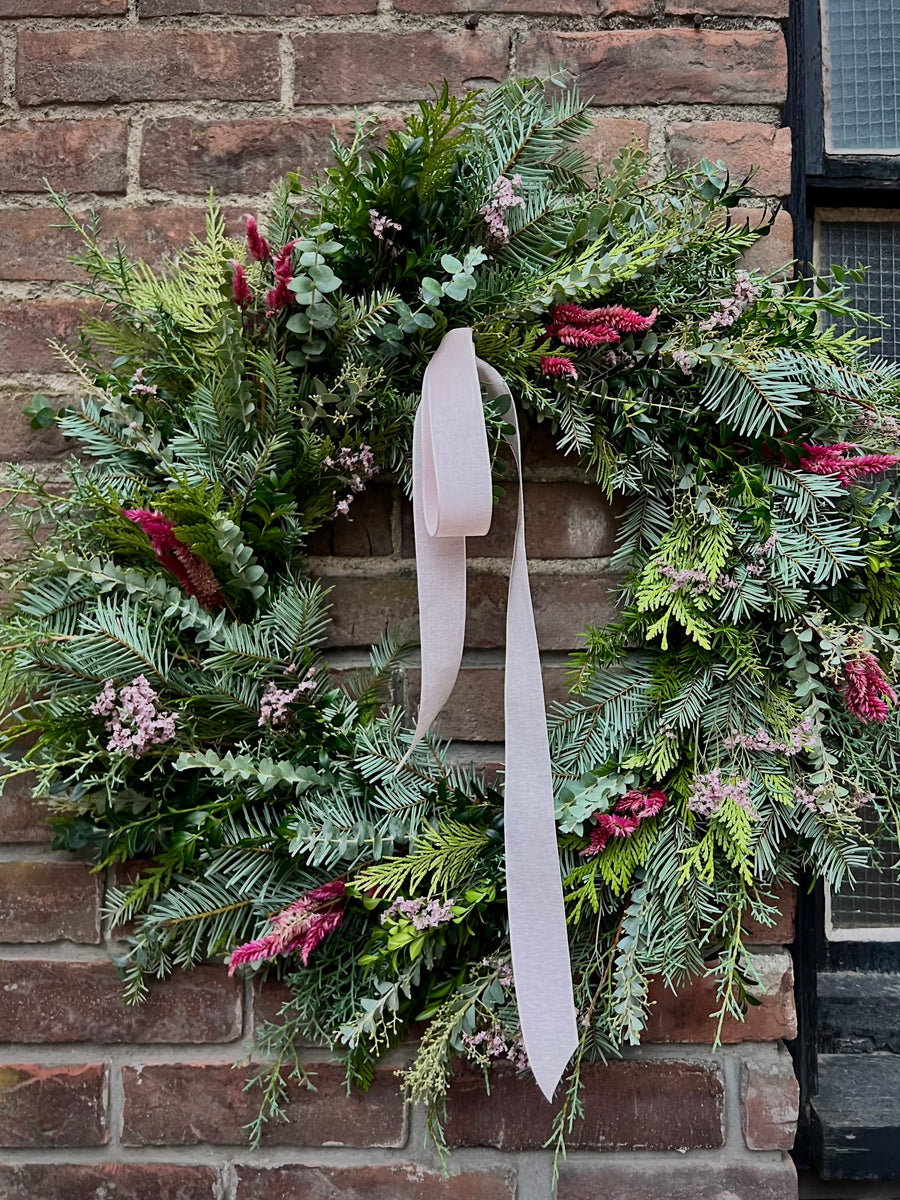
404,327 -> 577,1100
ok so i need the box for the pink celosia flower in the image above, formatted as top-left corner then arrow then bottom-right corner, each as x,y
122,509 -> 224,610
580,785 -> 669,856
227,880 -> 346,974
554,324 -> 621,348
265,240 -> 296,316
844,653 -> 898,723
798,442 -> 900,485
244,214 -> 271,263
91,675 -> 177,758
545,302 -> 657,338
231,261 -> 251,308
540,355 -> 578,380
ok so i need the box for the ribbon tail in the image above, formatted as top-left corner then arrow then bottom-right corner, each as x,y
477,359 -> 578,1101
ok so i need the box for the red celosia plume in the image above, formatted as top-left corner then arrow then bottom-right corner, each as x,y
244,214 -> 271,263
123,509 -> 224,611
580,788 -> 668,857
798,442 -> 900,485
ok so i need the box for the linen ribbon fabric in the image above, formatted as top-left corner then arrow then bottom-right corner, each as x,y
403,326 -> 578,1101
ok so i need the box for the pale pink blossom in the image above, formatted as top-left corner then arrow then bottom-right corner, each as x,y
92,675 -> 177,759
479,174 -> 525,245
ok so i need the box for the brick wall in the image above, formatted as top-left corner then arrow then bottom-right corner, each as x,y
0,0 -> 800,1196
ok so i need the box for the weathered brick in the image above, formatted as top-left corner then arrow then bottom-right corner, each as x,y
313,567 -> 618,650
122,1061 -> 405,1146
0,1063 -> 107,1147
0,861 -> 101,943
0,961 -> 241,1043
0,300 -> 95,377
666,0 -> 788,15
0,207 -> 215,283
445,1059 -> 724,1150
307,486 -> 395,557
406,666 -> 570,741
743,883 -> 796,944
668,121 -> 792,197
644,949 -> 797,1043
732,207 -> 794,274
581,116 -> 650,170
0,1164 -> 218,1200
293,32 -> 509,105
400,483 -> 617,559
741,1048 -> 800,1149
517,30 -> 787,106
140,117 -> 350,194
558,1159 -> 798,1200
0,119 -> 127,195
0,773 -> 51,843
395,0 -> 650,13
17,32 -> 280,106
0,0 -> 122,10
0,391 -> 69,460
235,1165 -> 516,1200
142,0 -> 372,11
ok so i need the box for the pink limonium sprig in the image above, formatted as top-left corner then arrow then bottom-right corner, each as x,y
479,174 -> 525,245
123,510 -> 224,611
580,788 -> 668,857
244,214 -> 271,263
265,240 -> 296,317
258,671 -> 316,728
227,880 -> 346,975
91,675 -> 177,759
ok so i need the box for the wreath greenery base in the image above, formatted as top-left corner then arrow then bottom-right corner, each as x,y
4,78 -> 900,1162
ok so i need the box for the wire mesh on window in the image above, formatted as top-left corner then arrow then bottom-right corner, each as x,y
818,220 -> 900,361
831,812 -> 900,930
824,0 -> 900,153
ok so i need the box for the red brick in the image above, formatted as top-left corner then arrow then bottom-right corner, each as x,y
517,30 -> 787,106
0,391 -> 69,460
559,1160 -> 798,1200
142,0 -> 372,11
732,207 -> 794,274
581,116 -> 650,170
0,1063 -> 107,1147
0,774 -> 50,842
0,1164 -> 218,1200
307,486 -> 395,557
0,207 -> 214,283
668,121 -> 792,197
445,1059 -> 724,1150
314,568 -> 619,650
0,861 -> 100,943
122,1061 -> 405,1146
666,0 -> 788,14
293,32 -> 509,105
400,482 -> 617,559
644,950 -> 797,1043
0,0 -> 122,10
16,32 -> 280,105
235,1165 -> 516,1200
743,883 -> 796,944
741,1049 -> 800,1149
0,119 -> 127,195
395,0 -> 649,13
140,117 -> 350,195
406,665 -> 570,741
0,299 -> 96,377
0,961 -> 241,1043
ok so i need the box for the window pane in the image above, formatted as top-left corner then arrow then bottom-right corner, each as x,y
831,826 -> 900,932
818,218 -> 900,360
823,0 -> 900,153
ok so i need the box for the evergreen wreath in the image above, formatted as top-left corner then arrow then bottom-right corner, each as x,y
4,78 -> 900,1163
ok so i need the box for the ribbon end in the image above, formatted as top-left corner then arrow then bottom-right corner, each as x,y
529,1035 -> 578,1103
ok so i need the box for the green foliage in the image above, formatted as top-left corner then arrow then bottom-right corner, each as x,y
4,75 -> 900,1171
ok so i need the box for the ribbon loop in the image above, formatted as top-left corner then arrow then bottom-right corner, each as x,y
404,327 -> 578,1101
